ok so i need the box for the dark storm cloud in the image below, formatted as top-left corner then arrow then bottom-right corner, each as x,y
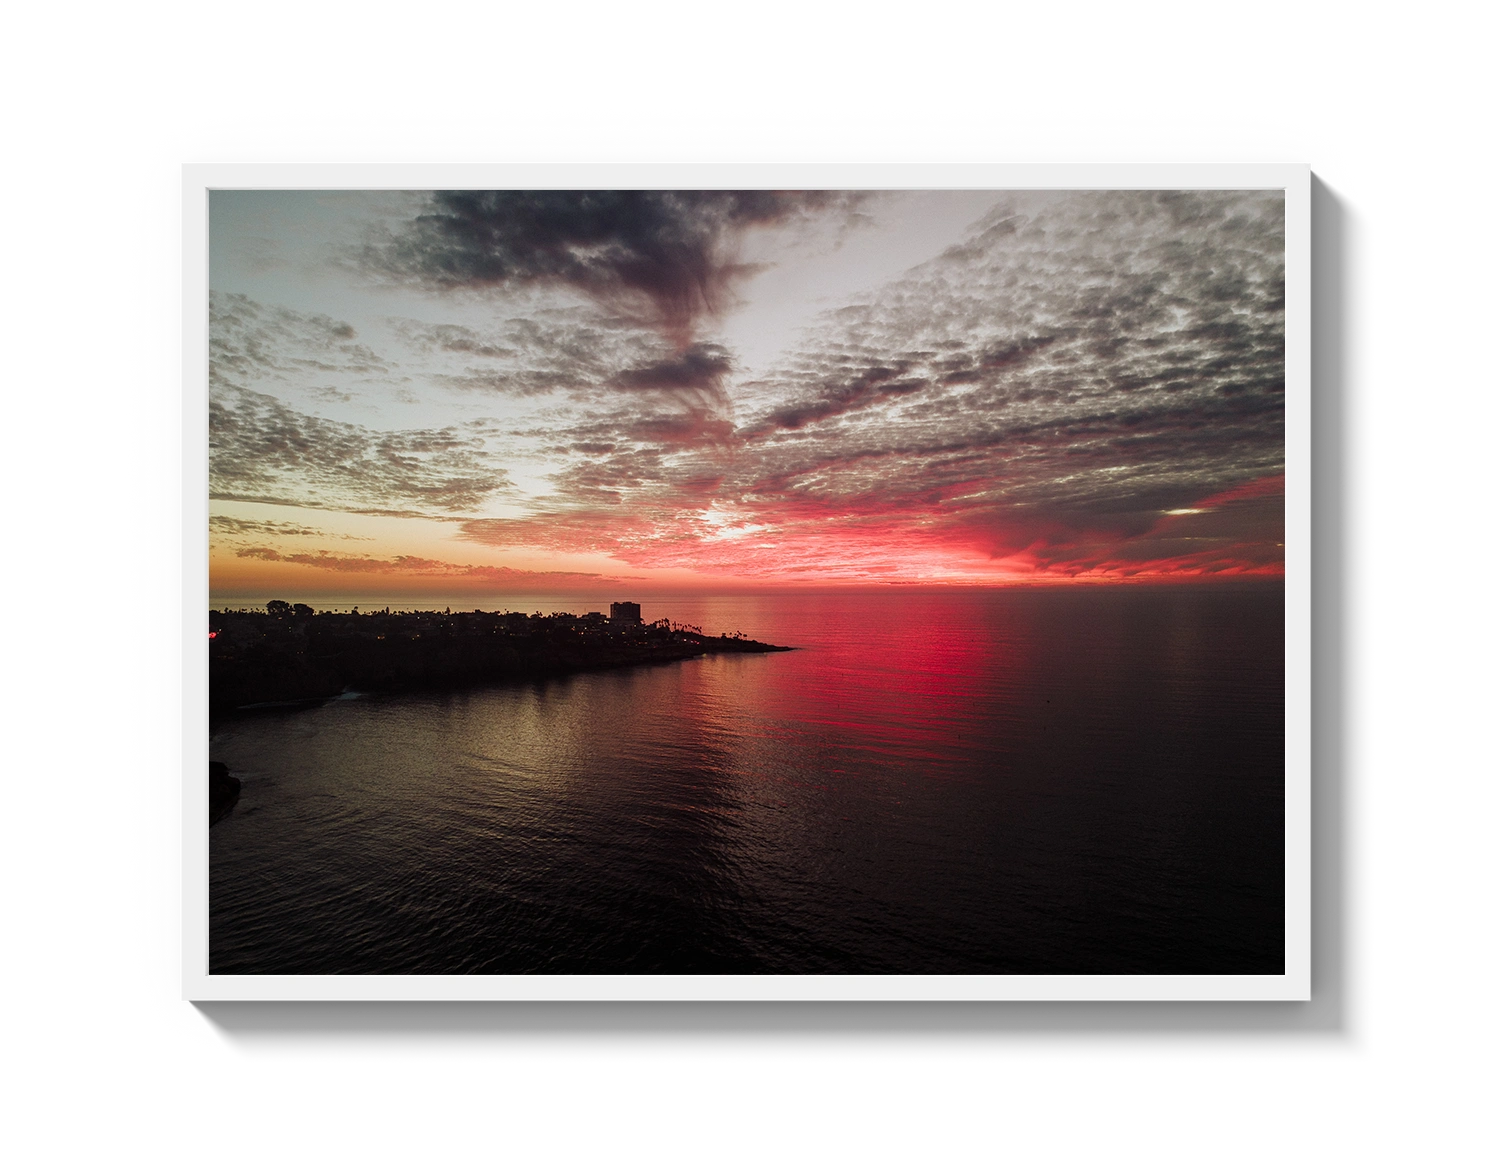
601,343 -> 737,445
609,343 -> 733,392
401,310 -> 742,456
745,361 -> 929,435
364,190 -> 863,340
997,474 -> 1286,577
210,386 -> 511,515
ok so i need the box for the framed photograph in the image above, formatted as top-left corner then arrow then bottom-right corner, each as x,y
183,164 -> 1309,1000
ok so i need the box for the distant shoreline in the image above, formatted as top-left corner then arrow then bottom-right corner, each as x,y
208,578 -> 1286,613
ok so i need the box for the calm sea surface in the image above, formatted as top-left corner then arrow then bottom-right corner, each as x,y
209,587 -> 1284,974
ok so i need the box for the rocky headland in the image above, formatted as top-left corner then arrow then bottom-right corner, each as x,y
209,603 -> 792,716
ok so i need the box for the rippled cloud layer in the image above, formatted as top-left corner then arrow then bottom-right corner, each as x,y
209,189 -> 1284,588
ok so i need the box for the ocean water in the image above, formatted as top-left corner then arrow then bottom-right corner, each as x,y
208,586 -> 1285,974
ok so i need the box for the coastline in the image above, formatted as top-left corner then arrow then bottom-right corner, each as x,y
210,605 -> 792,716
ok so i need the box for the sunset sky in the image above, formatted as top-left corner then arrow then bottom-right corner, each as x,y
208,189 -> 1285,599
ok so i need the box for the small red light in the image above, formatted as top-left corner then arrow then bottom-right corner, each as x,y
209,631 -> 217,639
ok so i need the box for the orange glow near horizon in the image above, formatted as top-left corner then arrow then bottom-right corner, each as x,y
210,470 -> 1284,602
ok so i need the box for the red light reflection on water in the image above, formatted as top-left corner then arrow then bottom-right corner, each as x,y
804,603 -> 1017,767
663,592 -> 1033,771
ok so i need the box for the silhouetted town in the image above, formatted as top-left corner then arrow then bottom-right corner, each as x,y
209,601 -> 791,714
